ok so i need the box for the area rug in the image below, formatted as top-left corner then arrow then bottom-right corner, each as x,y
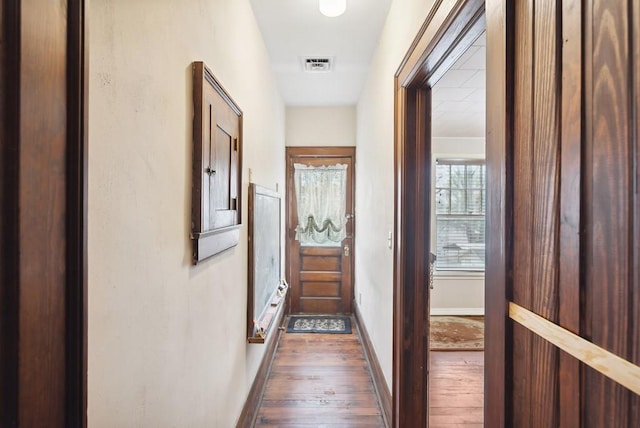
286,316 -> 352,334
430,315 -> 484,351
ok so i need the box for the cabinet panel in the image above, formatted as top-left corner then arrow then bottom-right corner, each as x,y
191,61 -> 242,263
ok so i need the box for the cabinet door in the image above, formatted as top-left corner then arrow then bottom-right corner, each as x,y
191,62 -> 242,263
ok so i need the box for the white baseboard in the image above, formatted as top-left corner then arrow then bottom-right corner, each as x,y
430,307 -> 484,316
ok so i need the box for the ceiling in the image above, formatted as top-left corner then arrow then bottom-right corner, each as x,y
249,0 -> 392,106
249,1 -> 486,138
432,32 -> 486,138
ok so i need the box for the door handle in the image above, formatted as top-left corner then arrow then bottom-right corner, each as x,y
429,252 -> 436,290
344,245 -> 350,257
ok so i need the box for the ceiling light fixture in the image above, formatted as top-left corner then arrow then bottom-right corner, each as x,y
319,0 -> 346,17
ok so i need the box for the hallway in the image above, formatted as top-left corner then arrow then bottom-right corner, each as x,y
254,321 -> 385,426
252,318 -> 485,426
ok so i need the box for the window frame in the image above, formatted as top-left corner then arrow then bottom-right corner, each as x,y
433,158 -> 486,273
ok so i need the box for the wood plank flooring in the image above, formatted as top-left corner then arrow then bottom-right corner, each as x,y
255,327 -> 385,427
255,329 -> 484,427
429,351 -> 484,427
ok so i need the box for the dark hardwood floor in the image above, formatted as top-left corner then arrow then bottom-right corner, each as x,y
429,351 -> 484,427
254,327 -> 484,427
255,326 -> 385,427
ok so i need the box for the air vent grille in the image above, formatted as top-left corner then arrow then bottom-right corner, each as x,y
302,57 -> 334,73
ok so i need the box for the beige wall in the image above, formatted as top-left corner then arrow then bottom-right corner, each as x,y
355,0 -> 435,391
286,106 -> 356,147
88,0 -> 285,426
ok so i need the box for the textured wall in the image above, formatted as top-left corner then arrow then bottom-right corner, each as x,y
355,0 -> 435,390
88,0 -> 285,425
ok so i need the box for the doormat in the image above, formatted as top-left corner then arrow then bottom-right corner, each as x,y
430,315 -> 484,351
286,316 -> 352,334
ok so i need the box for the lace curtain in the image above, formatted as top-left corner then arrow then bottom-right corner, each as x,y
294,163 -> 347,246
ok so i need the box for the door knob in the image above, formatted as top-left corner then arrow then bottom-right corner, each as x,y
344,245 -> 350,257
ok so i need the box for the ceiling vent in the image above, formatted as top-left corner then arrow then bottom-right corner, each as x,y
302,57 -> 334,73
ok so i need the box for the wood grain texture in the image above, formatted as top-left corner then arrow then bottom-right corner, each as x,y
19,0 -> 68,424
632,0 -> 640,423
489,0 -> 640,426
584,1 -> 633,426
511,2 -> 534,425
511,0 -> 565,424
484,1 -> 510,426
1,0 -> 87,425
510,302 -> 640,396
529,1 -> 560,425
393,87 -> 431,427
429,351 -> 483,427
558,0 -> 582,426
254,323 -> 384,426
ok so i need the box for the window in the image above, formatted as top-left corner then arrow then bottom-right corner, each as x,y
435,159 -> 485,271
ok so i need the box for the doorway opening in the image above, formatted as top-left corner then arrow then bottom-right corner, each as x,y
428,30 -> 486,427
392,0 -> 490,425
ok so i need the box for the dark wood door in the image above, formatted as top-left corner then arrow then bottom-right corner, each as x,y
395,0 -> 640,426
485,0 -> 640,426
286,147 -> 355,314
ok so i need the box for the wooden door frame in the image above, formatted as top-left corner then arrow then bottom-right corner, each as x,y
285,146 -> 356,314
392,0 -> 508,425
1,0 -> 89,425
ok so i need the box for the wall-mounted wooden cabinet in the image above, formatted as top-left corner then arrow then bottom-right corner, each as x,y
191,61 -> 243,263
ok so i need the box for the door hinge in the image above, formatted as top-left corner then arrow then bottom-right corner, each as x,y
233,138 -> 238,151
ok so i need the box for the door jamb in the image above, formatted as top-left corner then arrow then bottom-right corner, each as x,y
392,0 -> 499,426
0,0 -> 88,425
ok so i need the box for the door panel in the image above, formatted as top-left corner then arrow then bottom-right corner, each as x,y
511,1 -> 561,426
485,0 -> 640,426
302,282 -> 341,297
286,147 -> 355,315
397,0 -> 640,426
299,247 -> 343,312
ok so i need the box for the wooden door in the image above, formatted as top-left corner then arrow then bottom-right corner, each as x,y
395,0 -> 639,426
0,0 -> 88,426
286,147 -> 355,314
485,0 -> 640,426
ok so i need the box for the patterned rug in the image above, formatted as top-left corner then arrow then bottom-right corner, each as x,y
430,315 -> 484,351
286,316 -> 352,334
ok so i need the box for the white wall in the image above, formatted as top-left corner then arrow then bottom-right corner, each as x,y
286,106 -> 356,147
88,1 -> 285,426
430,137 -> 485,315
355,0 -> 435,391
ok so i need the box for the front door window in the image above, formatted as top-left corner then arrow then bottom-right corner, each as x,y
293,163 -> 347,247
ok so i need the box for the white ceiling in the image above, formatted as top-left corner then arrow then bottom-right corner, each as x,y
249,0 -> 392,106
432,32 -> 486,138
249,1 -> 486,138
